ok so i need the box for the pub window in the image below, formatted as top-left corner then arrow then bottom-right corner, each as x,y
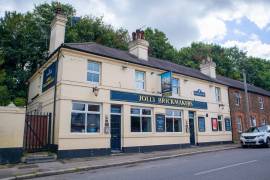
135,70 -> 145,90
236,117 -> 242,132
71,102 -> 101,133
217,115 -> 223,131
87,61 -> 100,84
165,109 -> 182,132
258,97 -> 264,110
131,107 -> 152,132
215,87 -> 221,102
172,78 -> 180,96
235,92 -> 241,106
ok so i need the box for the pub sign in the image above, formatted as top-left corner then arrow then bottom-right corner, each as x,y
42,62 -> 57,92
161,71 -> 172,97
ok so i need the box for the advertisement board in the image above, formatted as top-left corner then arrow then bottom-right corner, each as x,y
211,118 -> 218,131
198,117 -> 206,132
156,114 -> 165,132
42,62 -> 57,92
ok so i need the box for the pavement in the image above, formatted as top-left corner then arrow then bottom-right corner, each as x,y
0,144 -> 239,180
33,146 -> 270,180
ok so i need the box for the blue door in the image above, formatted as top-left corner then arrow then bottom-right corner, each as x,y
110,105 -> 121,151
189,111 -> 196,145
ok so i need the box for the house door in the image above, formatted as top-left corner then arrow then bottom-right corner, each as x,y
189,111 -> 196,145
110,105 -> 121,151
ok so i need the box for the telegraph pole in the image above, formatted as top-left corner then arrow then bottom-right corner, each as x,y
243,70 -> 251,128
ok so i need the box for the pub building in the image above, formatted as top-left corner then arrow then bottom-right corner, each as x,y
28,10 -> 240,158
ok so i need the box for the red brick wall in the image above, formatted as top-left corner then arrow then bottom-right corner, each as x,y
229,88 -> 270,142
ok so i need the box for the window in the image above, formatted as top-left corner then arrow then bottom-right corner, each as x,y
172,78 -> 180,96
87,61 -> 100,84
258,97 -> 264,110
236,117 -> 242,132
165,109 -> 182,132
131,107 -> 152,132
261,119 -> 267,126
217,115 -> 223,131
215,87 -> 221,102
71,102 -> 101,133
235,92 -> 241,106
250,116 -> 256,127
135,71 -> 145,90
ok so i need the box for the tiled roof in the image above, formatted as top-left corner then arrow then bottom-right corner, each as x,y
62,42 -> 270,97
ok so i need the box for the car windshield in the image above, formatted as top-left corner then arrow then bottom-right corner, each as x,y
246,126 -> 268,133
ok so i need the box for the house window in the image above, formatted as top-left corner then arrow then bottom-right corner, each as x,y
131,107 -> 152,132
250,116 -> 256,127
258,97 -> 264,110
217,115 -> 223,131
235,92 -> 241,106
87,61 -> 100,84
172,78 -> 180,96
71,102 -> 101,133
215,87 -> 221,102
165,109 -> 182,132
135,71 -> 145,90
261,119 -> 267,125
236,117 -> 242,132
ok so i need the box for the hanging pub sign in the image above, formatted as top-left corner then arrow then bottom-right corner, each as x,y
193,89 -> 206,97
161,71 -> 172,97
42,62 -> 57,92
211,118 -> 218,131
156,114 -> 165,132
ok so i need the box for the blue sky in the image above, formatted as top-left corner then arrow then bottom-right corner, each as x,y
1,0 -> 270,59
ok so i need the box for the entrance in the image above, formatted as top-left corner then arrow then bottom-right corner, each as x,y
110,105 -> 121,151
189,111 -> 196,145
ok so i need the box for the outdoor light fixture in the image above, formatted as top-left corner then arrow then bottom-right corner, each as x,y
122,65 -> 128,70
184,79 -> 188,83
151,72 -> 154,75
219,103 -> 225,109
92,86 -> 99,96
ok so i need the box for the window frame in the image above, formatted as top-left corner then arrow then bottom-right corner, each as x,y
135,70 -> 145,91
171,78 -> 180,96
236,116 -> 242,132
87,61 -> 101,85
164,109 -> 183,133
130,107 -> 152,132
71,102 -> 101,134
215,87 -> 221,102
235,92 -> 241,106
258,97 -> 264,110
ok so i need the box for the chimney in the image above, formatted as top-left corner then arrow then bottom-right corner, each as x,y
200,56 -> 216,78
49,4 -> 68,54
128,29 -> 149,61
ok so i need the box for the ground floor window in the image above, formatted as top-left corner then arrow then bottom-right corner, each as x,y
236,116 -> 242,132
131,107 -> 152,132
250,116 -> 256,127
165,109 -> 182,132
71,102 -> 101,133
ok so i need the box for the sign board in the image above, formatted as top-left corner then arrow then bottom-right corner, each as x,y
42,62 -> 57,92
161,71 -> 172,96
225,118 -> 231,131
156,114 -> 165,132
110,90 -> 208,109
193,89 -> 206,97
198,117 -> 205,132
211,118 -> 218,131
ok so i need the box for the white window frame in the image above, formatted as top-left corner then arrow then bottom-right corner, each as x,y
215,87 -> 221,102
87,61 -> 101,85
135,70 -> 145,90
258,97 -> 264,110
165,109 -> 183,133
71,102 -> 101,134
235,92 -> 241,106
236,116 -> 242,132
250,116 -> 256,127
130,107 -> 152,132
172,78 -> 180,96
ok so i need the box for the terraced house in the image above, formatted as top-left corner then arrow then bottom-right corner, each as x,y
26,9 -> 270,158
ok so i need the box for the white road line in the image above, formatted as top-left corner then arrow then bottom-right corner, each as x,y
194,160 -> 258,176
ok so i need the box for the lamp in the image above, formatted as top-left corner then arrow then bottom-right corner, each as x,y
122,65 -> 128,70
92,86 -> 99,96
219,103 -> 225,109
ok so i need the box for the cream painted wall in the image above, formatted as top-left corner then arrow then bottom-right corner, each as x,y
0,106 -> 25,148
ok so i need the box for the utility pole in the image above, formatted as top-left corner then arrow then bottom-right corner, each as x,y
243,70 -> 251,128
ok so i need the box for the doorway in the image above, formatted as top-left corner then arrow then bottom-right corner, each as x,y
189,111 -> 196,145
110,105 -> 122,151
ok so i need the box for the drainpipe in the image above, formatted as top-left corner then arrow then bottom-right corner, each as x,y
243,70 -> 250,129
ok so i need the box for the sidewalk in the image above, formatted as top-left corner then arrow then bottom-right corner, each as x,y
0,144 -> 239,180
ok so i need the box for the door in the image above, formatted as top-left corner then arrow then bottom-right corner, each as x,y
110,105 -> 121,151
189,111 -> 196,145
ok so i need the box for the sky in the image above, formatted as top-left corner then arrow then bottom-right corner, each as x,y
1,0 -> 270,59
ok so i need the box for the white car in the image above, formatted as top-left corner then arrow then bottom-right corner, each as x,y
240,125 -> 270,148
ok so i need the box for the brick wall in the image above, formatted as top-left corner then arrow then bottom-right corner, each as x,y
228,88 -> 270,142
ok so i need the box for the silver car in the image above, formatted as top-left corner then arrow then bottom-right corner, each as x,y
240,125 -> 270,148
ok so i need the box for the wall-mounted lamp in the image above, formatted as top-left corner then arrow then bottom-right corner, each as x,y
219,103 -> 225,109
184,79 -> 188,83
151,72 -> 155,75
92,86 -> 99,96
122,66 -> 128,70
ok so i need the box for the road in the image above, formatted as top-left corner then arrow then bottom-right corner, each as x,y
34,147 -> 270,180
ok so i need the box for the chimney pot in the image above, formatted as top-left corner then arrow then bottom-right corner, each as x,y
129,29 -> 149,61
200,56 -> 216,78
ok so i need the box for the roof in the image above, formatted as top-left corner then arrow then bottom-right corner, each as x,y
61,42 -> 270,97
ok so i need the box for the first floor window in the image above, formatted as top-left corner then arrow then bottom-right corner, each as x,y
87,61 -> 100,84
172,78 -> 180,96
236,117 -> 242,132
131,107 -> 152,132
135,70 -> 145,90
71,102 -> 101,133
165,109 -> 182,132
215,87 -> 221,102
258,97 -> 264,109
235,92 -> 241,106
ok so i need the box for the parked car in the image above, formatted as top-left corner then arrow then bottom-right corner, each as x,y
240,125 -> 270,148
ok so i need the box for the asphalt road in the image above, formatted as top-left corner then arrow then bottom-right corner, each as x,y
34,147 -> 270,180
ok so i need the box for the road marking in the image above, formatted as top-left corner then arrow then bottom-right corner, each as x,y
194,160 -> 258,176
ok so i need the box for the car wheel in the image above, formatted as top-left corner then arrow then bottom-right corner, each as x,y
266,138 -> 270,148
241,144 -> 247,148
